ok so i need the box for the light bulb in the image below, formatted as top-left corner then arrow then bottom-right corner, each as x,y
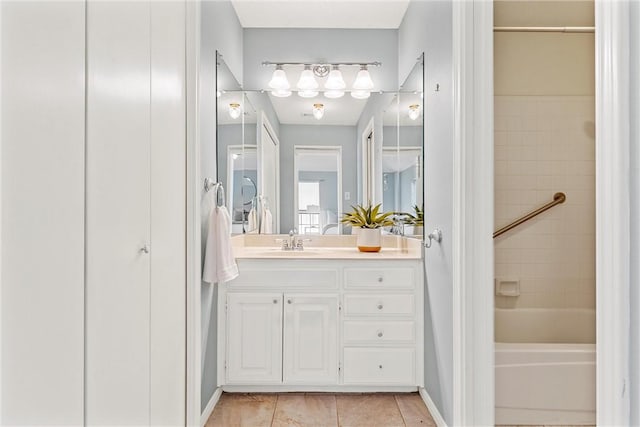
312,103 -> 324,120
271,89 -> 292,97
298,89 -> 319,98
408,104 -> 421,120
324,66 -> 346,90
351,90 -> 371,100
352,65 -> 374,91
268,65 -> 290,90
229,103 -> 241,119
297,65 -> 318,90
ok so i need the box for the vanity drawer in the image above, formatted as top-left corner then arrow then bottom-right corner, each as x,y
343,294 -> 414,316
228,267 -> 338,289
343,321 -> 414,344
343,347 -> 415,385
344,267 -> 414,289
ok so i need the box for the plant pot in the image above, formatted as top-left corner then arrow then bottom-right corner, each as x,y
357,228 -> 382,252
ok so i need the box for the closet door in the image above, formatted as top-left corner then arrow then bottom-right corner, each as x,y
85,1 -> 152,425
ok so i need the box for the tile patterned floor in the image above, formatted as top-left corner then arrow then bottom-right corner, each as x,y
205,392 -> 437,427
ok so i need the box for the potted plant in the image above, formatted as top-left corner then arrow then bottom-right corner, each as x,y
340,203 -> 394,252
403,205 -> 424,236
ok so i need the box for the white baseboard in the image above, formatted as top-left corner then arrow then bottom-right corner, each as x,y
200,387 -> 223,427
419,387 -> 447,427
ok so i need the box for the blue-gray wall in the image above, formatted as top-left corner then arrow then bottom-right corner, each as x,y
399,1 -> 454,423
384,125 -> 423,148
279,125 -> 356,233
630,1 -> 640,424
200,0 -> 244,412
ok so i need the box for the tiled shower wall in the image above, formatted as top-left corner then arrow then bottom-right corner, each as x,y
494,96 -> 595,309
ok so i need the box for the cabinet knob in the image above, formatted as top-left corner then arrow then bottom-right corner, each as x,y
273,299 -> 278,304
140,244 -> 150,254
377,304 -> 383,310
377,331 -> 384,338
287,299 -> 292,304
377,276 -> 383,282
378,365 -> 383,369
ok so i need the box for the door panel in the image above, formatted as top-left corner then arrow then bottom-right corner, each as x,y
227,293 -> 283,384
283,295 -> 338,384
86,2 -> 151,425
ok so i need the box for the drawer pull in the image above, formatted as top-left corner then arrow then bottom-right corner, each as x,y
377,304 -> 383,310
377,331 -> 384,338
379,364 -> 383,369
287,299 -> 292,304
273,299 -> 278,304
377,276 -> 383,282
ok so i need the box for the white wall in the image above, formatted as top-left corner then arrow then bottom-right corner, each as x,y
629,0 -> 640,424
1,2 -> 85,424
399,1 -> 454,423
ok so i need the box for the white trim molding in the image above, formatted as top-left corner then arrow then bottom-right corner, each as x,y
595,1 -> 631,425
419,387 -> 447,427
200,387 -> 222,427
452,0 -> 494,425
185,0 -> 202,425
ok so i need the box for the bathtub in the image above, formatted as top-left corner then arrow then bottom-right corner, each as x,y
495,308 -> 596,425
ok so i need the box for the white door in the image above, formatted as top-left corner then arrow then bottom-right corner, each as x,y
85,2 -> 152,425
85,2 -> 185,425
283,295 -> 338,384
227,293 -> 283,384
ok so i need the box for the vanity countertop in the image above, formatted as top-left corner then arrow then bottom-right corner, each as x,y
231,234 -> 422,260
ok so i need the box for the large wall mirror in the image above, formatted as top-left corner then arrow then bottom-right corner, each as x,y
216,52 -> 423,237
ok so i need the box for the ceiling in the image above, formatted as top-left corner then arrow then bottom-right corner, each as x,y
231,0 -> 410,29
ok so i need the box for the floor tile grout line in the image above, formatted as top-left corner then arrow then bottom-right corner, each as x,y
394,394 -> 409,427
269,393 -> 277,427
334,394 -> 340,427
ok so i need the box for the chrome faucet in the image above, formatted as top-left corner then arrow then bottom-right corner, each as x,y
276,229 -> 310,251
390,214 -> 405,236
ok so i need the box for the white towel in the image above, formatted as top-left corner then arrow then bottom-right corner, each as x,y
261,207 -> 273,234
247,207 -> 258,233
203,205 -> 239,284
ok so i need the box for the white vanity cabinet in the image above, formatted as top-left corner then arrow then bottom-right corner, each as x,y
219,258 -> 423,391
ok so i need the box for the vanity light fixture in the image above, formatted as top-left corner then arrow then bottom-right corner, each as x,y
312,103 -> 324,120
262,61 -> 381,98
229,103 -> 242,119
324,65 -> 346,99
408,104 -> 421,120
351,65 -> 375,99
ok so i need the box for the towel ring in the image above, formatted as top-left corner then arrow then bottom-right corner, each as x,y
204,178 -> 225,208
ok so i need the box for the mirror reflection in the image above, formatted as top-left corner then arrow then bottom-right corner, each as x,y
216,53 -> 423,238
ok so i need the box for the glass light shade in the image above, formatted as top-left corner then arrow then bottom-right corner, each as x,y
312,103 -> 324,120
268,67 -> 290,90
297,67 -> 319,90
350,90 -> 371,100
298,89 -> 319,98
271,89 -> 292,97
352,66 -> 374,90
324,67 -> 346,90
324,89 -> 345,99
229,103 -> 242,119
408,104 -> 421,120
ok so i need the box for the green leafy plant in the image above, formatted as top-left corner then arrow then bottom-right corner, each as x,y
340,203 -> 394,229
402,205 -> 424,226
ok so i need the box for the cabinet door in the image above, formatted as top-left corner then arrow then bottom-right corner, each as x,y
283,295 -> 338,384
227,293 -> 283,384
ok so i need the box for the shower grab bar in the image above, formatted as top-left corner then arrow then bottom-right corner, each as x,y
493,192 -> 566,238
494,26 -> 594,33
